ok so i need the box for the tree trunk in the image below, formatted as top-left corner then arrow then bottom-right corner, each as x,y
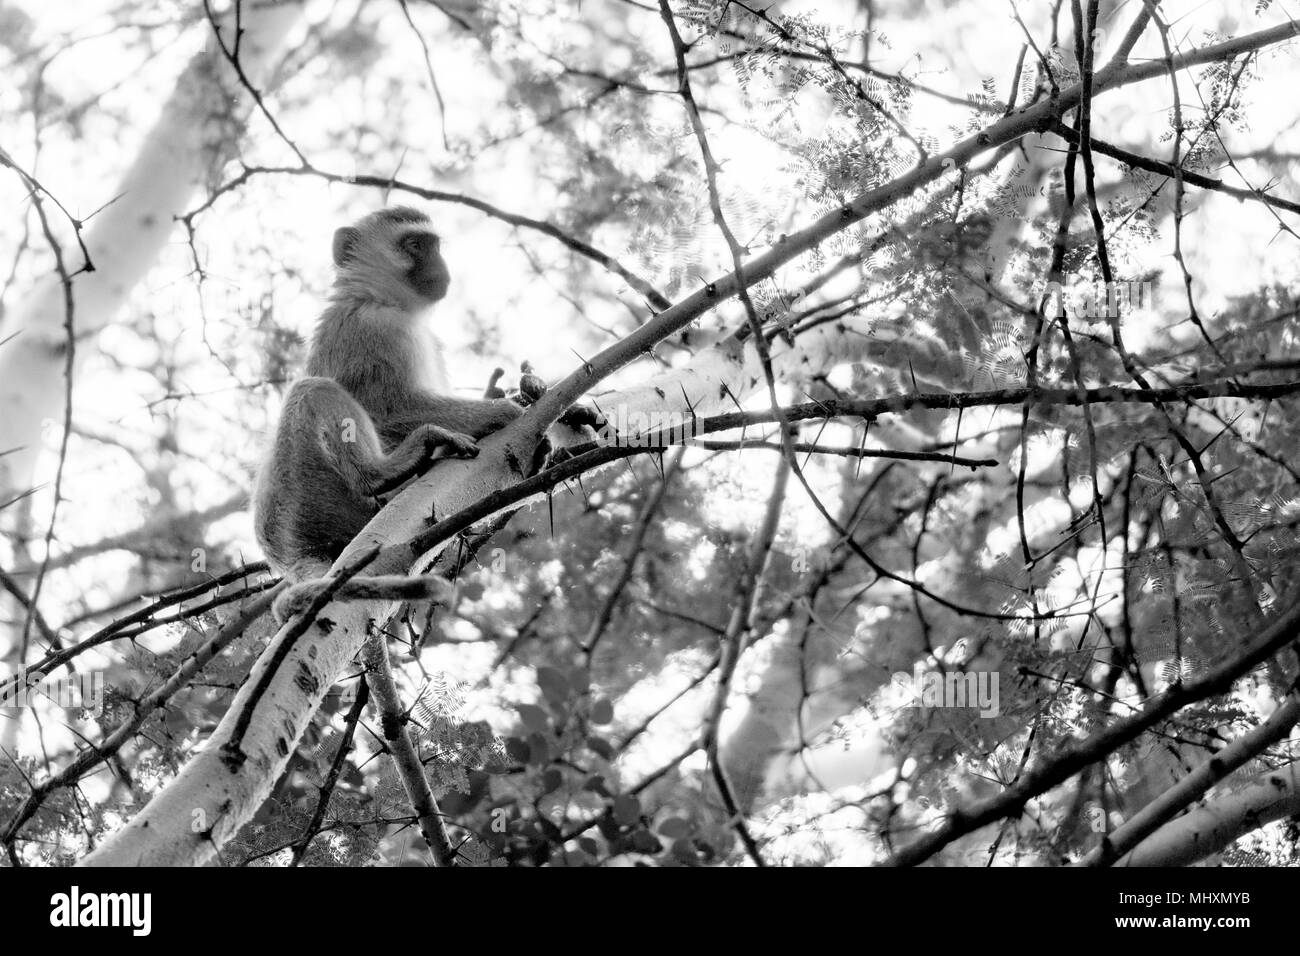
0,1 -> 304,754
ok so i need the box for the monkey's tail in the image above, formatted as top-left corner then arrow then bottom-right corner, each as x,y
273,573 -> 455,623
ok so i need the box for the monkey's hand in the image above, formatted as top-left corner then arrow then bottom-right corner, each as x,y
558,403 -> 606,432
508,362 -> 604,432
415,424 -> 480,458
517,360 -> 547,404
483,367 -> 507,399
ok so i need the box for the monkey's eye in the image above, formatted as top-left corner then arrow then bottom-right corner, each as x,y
400,233 -> 438,257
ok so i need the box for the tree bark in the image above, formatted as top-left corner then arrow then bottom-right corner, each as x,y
1116,763 -> 1300,866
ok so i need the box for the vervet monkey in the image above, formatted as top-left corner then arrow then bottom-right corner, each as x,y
254,207 -> 526,620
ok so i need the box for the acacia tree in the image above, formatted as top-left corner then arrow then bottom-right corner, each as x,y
2,0 -> 1300,867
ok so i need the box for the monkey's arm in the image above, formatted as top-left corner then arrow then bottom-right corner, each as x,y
381,392 -> 523,444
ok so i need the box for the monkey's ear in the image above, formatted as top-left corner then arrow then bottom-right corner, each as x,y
332,227 -> 361,267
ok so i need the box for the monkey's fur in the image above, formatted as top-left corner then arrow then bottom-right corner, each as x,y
255,207 -> 524,621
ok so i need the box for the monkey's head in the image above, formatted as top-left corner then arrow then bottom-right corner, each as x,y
331,206 -> 450,309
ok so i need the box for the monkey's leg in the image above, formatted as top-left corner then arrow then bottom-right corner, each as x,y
381,392 -> 524,444
255,377 -> 385,575
262,377 -> 432,554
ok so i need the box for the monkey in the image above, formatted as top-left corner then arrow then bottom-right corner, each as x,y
254,207 -> 527,621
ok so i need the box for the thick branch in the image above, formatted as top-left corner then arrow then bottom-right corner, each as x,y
362,633 -> 455,866
1116,764 -> 1300,866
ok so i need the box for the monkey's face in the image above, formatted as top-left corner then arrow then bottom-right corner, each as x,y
331,207 -> 451,309
400,229 -> 450,302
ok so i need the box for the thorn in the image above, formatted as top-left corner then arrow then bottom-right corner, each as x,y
798,386 -> 832,416
950,407 -> 964,478
694,273 -> 718,298
802,418 -> 829,471
569,347 -> 595,375
623,457 -> 643,490
678,383 -> 700,435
